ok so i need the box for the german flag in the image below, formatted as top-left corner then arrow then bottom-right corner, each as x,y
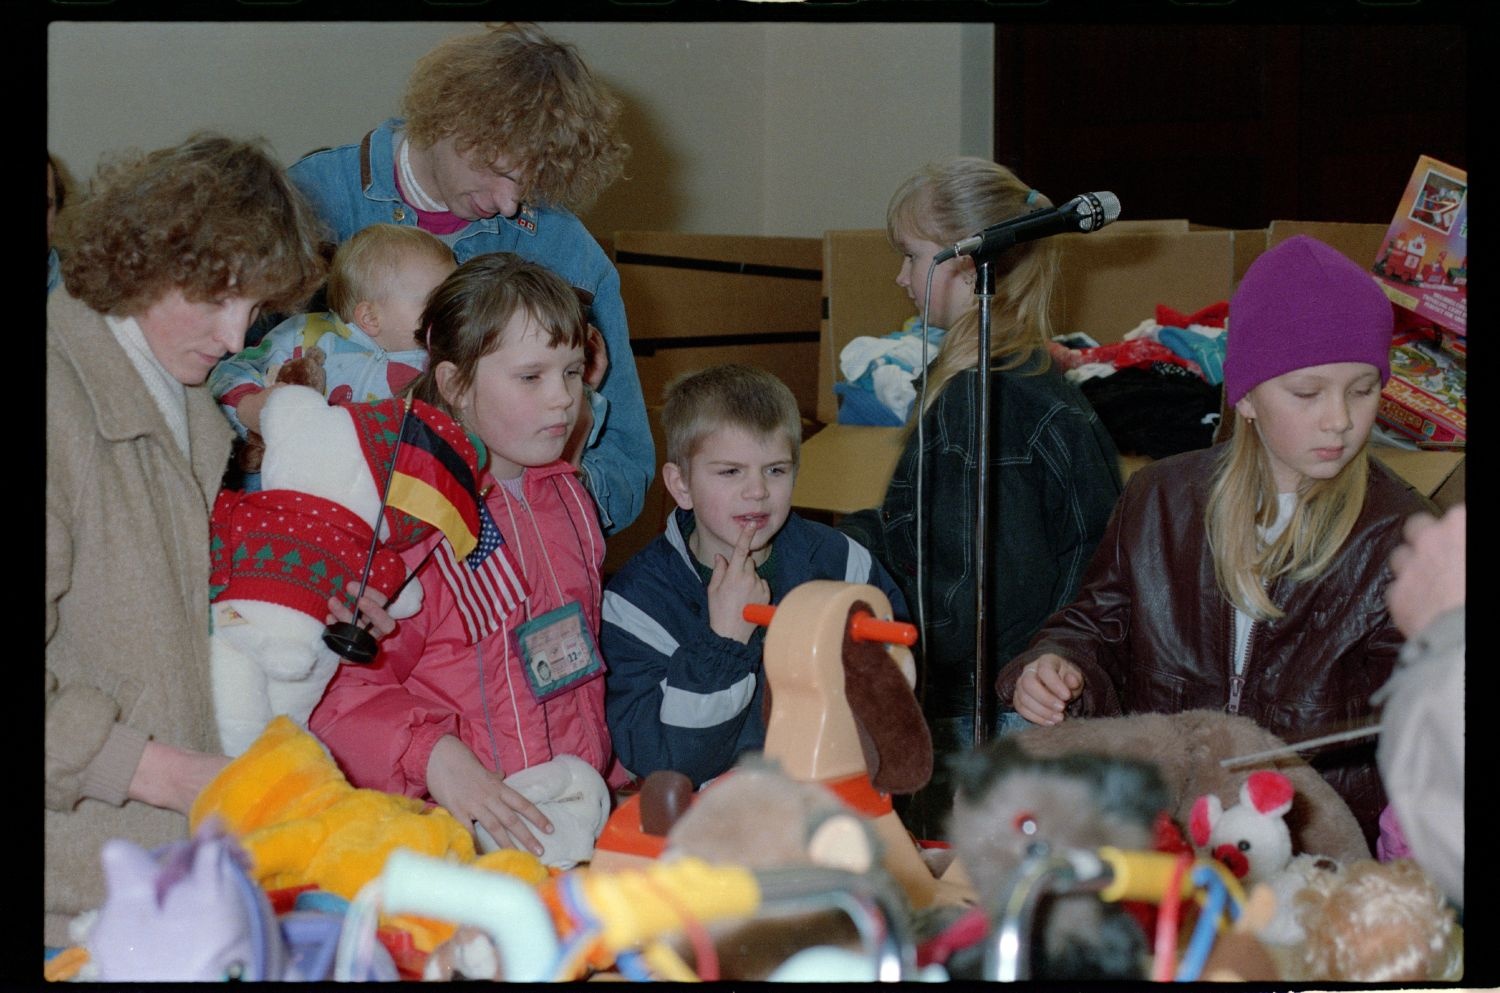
385,400 -> 486,559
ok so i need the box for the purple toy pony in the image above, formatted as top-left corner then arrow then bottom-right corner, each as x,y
84,820 -> 396,981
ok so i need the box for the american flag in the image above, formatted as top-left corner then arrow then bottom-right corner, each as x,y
432,500 -> 529,644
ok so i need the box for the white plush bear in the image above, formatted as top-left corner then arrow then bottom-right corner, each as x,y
209,386 -> 426,756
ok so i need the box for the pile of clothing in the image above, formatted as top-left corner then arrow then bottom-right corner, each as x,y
1054,302 -> 1228,459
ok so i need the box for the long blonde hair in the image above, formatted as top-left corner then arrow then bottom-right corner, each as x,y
886,157 -> 1059,421
1205,412 -> 1370,620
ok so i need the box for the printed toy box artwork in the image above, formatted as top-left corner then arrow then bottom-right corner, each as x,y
1371,155 -> 1467,337
1378,328 -> 1466,449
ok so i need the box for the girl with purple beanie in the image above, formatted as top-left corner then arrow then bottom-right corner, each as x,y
993,235 -> 1427,852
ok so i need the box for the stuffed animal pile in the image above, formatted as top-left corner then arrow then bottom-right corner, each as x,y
1007,709 -> 1370,863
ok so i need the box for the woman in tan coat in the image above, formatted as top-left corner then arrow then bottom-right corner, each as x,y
44,134 -> 332,947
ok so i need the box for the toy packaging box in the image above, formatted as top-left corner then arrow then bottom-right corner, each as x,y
1369,155 -> 1467,450
1378,325 -> 1466,450
1371,155 -> 1467,337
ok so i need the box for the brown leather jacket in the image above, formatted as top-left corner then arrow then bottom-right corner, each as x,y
996,444 -> 1430,852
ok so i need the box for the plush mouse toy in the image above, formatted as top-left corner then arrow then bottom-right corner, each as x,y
1189,770 -> 1295,886
208,387 -> 483,755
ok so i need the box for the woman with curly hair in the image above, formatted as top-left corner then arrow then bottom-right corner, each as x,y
43,133 -> 387,948
288,22 -> 653,537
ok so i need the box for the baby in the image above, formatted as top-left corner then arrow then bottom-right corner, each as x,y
210,223 -> 456,485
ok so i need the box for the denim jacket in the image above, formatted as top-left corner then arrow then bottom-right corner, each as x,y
287,119 -> 653,535
841,359 -> 1122,719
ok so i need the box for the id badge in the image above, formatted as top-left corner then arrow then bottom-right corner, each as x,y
515,600 -> 605,703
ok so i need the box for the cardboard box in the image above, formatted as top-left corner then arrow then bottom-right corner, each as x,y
1267,220 -> 1389,272
1051,229 -> 1241,341
807,226 -> 1244,509
799,222 -> 1467,519
792,423 -> 906,516
1370,156 -> 1467,336
817,226 -> 1243,424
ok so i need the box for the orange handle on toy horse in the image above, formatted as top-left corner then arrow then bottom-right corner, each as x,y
743,603 -> 918,646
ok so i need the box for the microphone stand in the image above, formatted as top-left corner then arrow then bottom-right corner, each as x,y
969,249 -> 998,748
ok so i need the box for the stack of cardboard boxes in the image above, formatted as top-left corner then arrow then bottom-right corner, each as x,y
599,191 -> 1468,572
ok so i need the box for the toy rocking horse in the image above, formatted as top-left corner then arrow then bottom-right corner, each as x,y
754,580 -> 974,911
592,580 -> 974,912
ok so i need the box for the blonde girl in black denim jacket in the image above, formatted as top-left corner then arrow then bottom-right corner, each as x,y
839,157 -> 1122,841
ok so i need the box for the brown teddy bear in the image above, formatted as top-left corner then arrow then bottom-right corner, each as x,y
235,346 -> 328,474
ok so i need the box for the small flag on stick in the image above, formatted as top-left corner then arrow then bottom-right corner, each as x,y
385,401 -> 487,558
433,499 -> 529,643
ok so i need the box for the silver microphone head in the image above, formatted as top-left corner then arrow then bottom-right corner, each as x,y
1074,191 -> 1121,232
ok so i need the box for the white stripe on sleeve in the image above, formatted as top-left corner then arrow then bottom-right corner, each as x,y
843,534 -> 873,584
602,590 -> 681,658
659,673 -> 757,729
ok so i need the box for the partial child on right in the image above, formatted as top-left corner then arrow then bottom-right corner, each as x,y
210,223 -> 456,486
601,364 -> 908,789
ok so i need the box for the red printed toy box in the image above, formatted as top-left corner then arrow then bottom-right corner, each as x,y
1371,155 -> 1467,336
1378,326 -> 1466,450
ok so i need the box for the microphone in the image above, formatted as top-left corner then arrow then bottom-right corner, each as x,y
933,191 -> 1122,263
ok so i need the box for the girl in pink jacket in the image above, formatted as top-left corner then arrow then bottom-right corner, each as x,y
311,253 -> 621,859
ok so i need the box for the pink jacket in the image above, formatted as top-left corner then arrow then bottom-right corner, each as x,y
310,460 -> 623,797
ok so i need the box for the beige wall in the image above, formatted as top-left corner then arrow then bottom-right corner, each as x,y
47,20 -> 992,238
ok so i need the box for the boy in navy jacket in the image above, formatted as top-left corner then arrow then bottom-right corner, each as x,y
602,365 -> 907,787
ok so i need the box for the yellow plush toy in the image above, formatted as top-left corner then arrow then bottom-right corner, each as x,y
190,715 -> 476,899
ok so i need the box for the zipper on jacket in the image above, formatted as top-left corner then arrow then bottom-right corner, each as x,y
475,642 -> 503,771
1226,606 -> 1253,715
1226,576 -> 1281,715
1227,672 -> 1247,714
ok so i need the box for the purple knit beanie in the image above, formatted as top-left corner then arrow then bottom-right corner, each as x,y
1224,235 -> 1394,406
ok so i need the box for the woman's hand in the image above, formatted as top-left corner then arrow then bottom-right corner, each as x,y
1386,504 -> 1466,639
563,392 -> 595,470
234,385 -> 276,435
425,735 -> 553,857
1012,653 -> 1083,725
127,740 -> 231,814
583,323 -> 609,389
